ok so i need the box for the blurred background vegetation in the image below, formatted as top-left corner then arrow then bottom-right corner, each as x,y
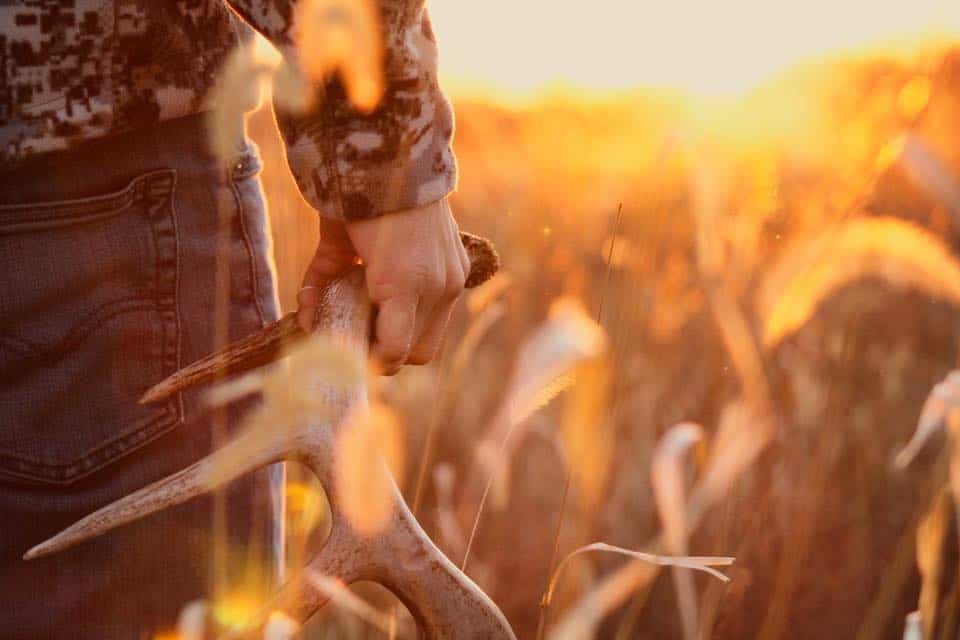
238,12 -> 960,639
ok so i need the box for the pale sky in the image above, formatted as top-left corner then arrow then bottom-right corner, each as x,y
429,0 -> 960,97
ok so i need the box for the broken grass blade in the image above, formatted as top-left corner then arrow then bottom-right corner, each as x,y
568,542 -> 733,581
543,541 -> 733,607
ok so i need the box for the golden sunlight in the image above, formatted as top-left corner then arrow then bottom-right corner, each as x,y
431,0 -> 960,98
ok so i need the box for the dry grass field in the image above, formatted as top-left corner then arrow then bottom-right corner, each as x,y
222,42 -> 960,639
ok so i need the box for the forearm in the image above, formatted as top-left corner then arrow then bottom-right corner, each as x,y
224,0 -> 457,220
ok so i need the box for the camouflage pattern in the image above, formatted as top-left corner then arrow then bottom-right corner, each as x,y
0,0 -> 456,220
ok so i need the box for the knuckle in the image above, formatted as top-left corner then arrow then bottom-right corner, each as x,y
368,266 -> 437,301
367,278 -> 404,303
401,261 -> 432,286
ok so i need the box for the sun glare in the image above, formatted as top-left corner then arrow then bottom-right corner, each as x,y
430,0 -> 960,100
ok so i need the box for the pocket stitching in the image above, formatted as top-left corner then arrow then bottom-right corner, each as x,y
0,169 -> 183,485
232,164 -> 268,325
0,297 -> 155,365
0,405 -> 179,485
0,169 -> 167,220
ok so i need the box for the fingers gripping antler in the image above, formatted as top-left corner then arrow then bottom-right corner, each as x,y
26,239 -> 515,639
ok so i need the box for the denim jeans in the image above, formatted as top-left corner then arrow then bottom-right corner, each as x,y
0,114 -> 281,638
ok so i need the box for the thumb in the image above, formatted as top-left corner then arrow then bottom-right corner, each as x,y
297,226 -> 357,333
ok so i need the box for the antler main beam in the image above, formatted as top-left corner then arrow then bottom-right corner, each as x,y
26,233 -> 515,639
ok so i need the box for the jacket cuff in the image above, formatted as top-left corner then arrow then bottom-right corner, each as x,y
281,76 -> 457,221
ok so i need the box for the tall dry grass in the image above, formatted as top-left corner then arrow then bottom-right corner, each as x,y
185,25 -> 960,640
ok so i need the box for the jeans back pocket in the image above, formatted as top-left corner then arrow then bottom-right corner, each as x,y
0,170 -> 182,486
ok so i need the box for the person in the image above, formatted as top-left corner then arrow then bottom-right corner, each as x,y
0,1 -> 466,637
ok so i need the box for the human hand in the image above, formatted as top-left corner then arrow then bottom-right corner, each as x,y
297,199 -> 470,374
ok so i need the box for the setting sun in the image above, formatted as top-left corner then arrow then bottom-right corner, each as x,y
431,0 -> 960,98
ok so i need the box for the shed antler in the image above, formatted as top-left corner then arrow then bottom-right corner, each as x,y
25,232 -> 515,639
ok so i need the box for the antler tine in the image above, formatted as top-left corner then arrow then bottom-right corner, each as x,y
139,313 -> 302,405
362,487 -> 515,638
24,426 -> 288,560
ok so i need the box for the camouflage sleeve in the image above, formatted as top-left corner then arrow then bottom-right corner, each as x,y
224,0 -> 456,221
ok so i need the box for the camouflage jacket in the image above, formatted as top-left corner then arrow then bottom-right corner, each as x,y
0,1 -> 455,220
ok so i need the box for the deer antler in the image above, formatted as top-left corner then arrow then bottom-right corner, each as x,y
25,233 -> 515,639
